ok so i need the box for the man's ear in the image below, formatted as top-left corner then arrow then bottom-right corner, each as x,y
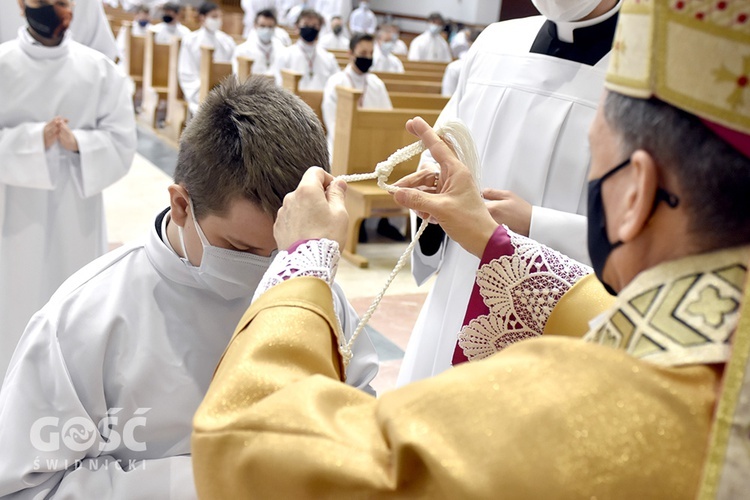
168,184 -> 190,228
617,149 -> 658,243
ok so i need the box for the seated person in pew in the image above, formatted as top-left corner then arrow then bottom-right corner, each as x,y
348,0 -> 376,35
442,28 -> 481,97
372,23 -> 404,73
150,2 -> 191,44
115,4 -> 150,68
274,8 -> 339,90
0,77 -> 378,499
387,22 -> 408,56
408,12 -> 452,63
319,15 -> 348,50
322,33 -> 405,242
232,8 -> 283,77
178,1 -> 236,115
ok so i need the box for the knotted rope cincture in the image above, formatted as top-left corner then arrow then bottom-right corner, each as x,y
333,120 -> 481,370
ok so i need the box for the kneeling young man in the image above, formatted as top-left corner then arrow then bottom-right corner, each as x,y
0,77 -> 377,499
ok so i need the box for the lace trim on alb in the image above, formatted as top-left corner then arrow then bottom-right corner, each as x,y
457,228 -> 592,361
252,239 -> 340,303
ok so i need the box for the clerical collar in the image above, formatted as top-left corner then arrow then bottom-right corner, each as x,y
17,25 -> 70,60
529,2 -> 620,66
554,0 -> 622,43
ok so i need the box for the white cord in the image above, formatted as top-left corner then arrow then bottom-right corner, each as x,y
334,120 -> 480,370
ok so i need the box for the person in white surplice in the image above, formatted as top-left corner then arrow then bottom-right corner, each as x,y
0,0 -> 136,383
149,2 -> 191,44
0,77 -> 378,499
0,0 -> 117,59
233,8 -> 284,76
322,33 -> 392,151
274,8 -> 338,90
407,12 -> 452,63
372,24 -> 404,74
398,0 -> 622,386
178,1 -> 236,115
319,15 -> 349,50
348,0 -> 376,35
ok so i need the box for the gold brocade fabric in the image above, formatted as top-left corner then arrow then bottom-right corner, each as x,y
193,275 -> 725,499
583,246 -> 750,366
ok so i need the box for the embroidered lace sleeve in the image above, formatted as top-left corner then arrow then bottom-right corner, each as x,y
454,226 -> 592,363
252,239 -> 340,303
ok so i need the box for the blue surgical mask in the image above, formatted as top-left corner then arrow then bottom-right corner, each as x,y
178,200 -> 276,301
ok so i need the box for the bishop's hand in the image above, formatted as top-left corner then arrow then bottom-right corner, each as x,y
393,117 -> 498,258
274,167 -> 349,251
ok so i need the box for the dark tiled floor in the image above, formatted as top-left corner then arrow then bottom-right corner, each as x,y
136,125 -> 178,176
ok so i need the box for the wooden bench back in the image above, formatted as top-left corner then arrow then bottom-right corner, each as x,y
199,46 -> 234,102
331,87 -> 441,179
144,30 -> 171,91
281,69 -> 324,124
381,79 -> 442,94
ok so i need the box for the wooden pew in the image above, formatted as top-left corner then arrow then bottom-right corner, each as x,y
389,93 -> 449,110
381,79 -> 442,94
139,30 -> 171,128
332,87 -> 441,267
164,38 -> 187,142
199,45 -> 233,102
121,22 -> 145,90
281,69 -> 325,125
234,57 -> 276,84
373,70 -> 443,83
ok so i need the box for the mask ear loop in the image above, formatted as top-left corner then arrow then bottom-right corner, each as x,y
334,120 -> 481,371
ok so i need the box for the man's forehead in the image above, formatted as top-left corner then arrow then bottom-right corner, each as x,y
24,0 -> 71,6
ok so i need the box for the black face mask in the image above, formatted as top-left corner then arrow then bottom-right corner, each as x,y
587,158 -> 680,296
163,15 -> 174,23
299,26 -> 319,42
354,56 -> 373,73
25,5 -> 62,38
332,25 -> 343,35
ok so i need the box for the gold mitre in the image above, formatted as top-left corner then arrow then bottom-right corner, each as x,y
605,0 -> 750,137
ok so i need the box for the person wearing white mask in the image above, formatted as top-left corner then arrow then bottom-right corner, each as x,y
407,12 -> 452,62
0,77 -> 378,499
441,28 -> 481,96
240,0 -> 275,37
371,23 -> 404,73
399,0 -> 622,385
178,1 -> 236,115
387,23 -> 408,55
233,8 -> 284,76
348,0 -> 376,35
319,15 -> 349,50
0,0 -> 118,59
274,9 -> 339,90
150,2 -> 191,44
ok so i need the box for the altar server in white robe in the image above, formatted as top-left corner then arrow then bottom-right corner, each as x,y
0,1 -> 136,383
407,12 -> 452,63
319,15 -> 348,50
372,24 -> 404,73
233,8 -> 284,76
240,0 -> 275,37
178,2 -> 236,115
0,77 -> 377,500
0,0 -> 117,59
398,0 -> 621,385
150,2 -> 191,44
274,9 -> 338,90
348,0 -> 375,35
322,33 -> 392,151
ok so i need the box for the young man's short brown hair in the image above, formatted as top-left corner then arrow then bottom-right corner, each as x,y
174,76 -> 329,219
296,8 -> 324,27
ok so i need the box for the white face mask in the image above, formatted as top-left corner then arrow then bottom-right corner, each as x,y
204,17 -> 222,33
380,41 -> 395,54
257,26 -> 274,43
428,23 -> 442,35
178,201 -> 276,301
531,0 -> 600,22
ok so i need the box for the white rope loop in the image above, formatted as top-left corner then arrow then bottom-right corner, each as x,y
334,120 -> 479,370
